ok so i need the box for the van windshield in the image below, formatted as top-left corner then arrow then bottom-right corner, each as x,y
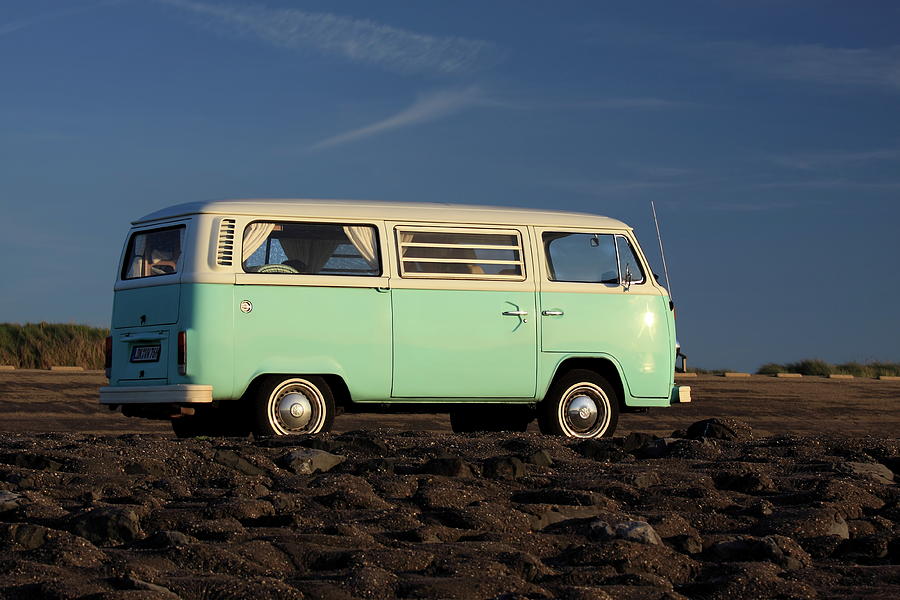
122,226 -> 185,280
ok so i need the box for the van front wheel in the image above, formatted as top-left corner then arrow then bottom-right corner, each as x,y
538,370 -> 618,438
254,376 -> 335,436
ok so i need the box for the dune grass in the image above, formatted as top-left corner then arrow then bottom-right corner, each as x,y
757,359 -> 900,378
0,323 -> 108,369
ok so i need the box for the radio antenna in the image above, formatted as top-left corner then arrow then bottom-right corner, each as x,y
650,200 -> 673,302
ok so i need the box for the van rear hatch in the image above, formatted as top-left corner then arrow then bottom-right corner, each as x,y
111,285 -> 180,328
113,327 -> 173,383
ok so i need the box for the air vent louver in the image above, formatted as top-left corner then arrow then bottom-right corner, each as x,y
216,218 -> 236,266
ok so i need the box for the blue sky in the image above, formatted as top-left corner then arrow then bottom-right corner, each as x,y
1,0 -> 898,371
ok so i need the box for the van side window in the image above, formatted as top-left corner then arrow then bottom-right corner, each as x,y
242,222 -> 380,276
396,227 -> 525,280
543,232 -> 619,283
615,235 -> 645,284
123,226 -> 185,280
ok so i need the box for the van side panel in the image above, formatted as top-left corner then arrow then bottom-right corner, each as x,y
231,285 -> 391,401
540,290 -> 674,398
171,283 -> 236,400
391,288 -> 537,398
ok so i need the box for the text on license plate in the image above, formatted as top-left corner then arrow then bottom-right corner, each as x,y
130,345 -> 161,362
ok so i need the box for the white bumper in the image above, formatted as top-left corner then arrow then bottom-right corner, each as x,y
671,385 -> 692,404
100,384 -> 213,404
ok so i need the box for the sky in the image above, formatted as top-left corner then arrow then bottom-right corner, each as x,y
1,0 -> 898,371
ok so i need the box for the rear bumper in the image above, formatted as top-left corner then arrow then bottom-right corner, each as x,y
670,385 -> 692,404
99,384 -> 213,404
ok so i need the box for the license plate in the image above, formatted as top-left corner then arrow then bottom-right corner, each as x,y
130,345 -> 160,363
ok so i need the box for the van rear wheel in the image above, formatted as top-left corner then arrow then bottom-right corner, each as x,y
254,376 -> 335,436
538,369 -> 618,438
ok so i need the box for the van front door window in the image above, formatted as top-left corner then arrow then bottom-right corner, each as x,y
543,232 -> 618,284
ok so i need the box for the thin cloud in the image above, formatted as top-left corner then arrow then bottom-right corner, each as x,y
0,1 -> 119,37
714,41 -> 900,91
755,179 -> 900,190
568,97 -> 692,109
156,0 -> 504,76
310,87 -> 486,150
706,201 -> 802,212
769,149 -> 900,170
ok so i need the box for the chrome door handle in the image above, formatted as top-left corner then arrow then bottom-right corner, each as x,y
542,310 -> 564,316
502,310 -> 528,316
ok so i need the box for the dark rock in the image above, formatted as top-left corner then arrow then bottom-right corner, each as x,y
123,461 -> 166,477
755,506 -> 850,539
837,461 -> 895,485
141,529 -> 194,549
801,535 -> 845,559
0,523 -> 51,550
212,449 -> 265,476
2,453 -> 64,472
667,534 -> 703,555
619,432 -> 658,453
744,498 -> 775,517
482,456 -> 525,480
355,458 -> 397,474
624,471 -> 661,489
685,418 -> 753,442
278,448 -> 346,475
526,449 -> 553,467
684,562 -> 817,600
512,488 -> 609,506
590,520 -> 663,545
835,533 -> 891,562
123,576 -> 179,598
0,490 -> 29,515
420,457 -> 474,477
68,506 -> 143,546
559,540 -> 699,585
706,535 -> 812,570
299,438 -> 346,453
632,438 -> 675,459
337,435 -> 389,454
574,440 -> 627,462
714,471 -> 777,493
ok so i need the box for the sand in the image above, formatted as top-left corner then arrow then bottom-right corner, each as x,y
0,371 -> 898,599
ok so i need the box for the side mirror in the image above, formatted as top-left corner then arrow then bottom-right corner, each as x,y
623,264 -> 633,291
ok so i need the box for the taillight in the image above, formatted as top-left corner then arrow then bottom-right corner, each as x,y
177,331 -> 186,375
104,336 -> 112,378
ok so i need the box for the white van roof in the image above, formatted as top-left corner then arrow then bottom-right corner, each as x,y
134,199 -> 630,229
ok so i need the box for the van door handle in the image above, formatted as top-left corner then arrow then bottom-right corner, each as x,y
502,310 -> 528,316
542,310 -> 564,316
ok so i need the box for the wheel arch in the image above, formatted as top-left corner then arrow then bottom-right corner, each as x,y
240,372 -> 352,409
545,356 -> 629,410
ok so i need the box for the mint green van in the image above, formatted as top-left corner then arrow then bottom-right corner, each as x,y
100,200 -> 689,438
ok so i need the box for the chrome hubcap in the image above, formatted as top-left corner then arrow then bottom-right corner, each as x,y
566,394 -> 599,432
275,390 -> 314,430
558,382 -> 611,438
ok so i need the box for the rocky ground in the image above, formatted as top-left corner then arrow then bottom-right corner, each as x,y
1,418 -> 899,600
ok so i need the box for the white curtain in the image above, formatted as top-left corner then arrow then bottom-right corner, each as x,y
242,223 -> 276,261
280,238 -> 340,273
343,226 -> 378,267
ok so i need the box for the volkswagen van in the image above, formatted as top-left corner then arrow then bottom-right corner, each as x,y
100,199 -> 690,438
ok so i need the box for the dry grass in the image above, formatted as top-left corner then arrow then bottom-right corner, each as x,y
757,358 -> 900,378
0,323 -> 108,369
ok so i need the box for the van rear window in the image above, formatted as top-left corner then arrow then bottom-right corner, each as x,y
242,222 -> 381,276
122,226 -> 185,280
